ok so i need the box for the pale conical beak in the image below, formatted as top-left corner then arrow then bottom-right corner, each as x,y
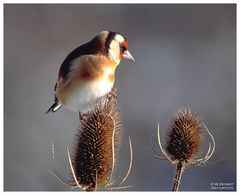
123,50 -> 135,62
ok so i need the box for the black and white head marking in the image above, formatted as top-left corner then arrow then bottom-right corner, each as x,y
105,31 -> 126,64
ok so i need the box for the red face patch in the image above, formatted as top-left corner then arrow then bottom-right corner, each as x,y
122,41 -> 128,48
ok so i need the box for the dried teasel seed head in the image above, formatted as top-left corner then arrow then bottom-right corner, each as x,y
166,107 -> 203,163
72,97 -> 122,191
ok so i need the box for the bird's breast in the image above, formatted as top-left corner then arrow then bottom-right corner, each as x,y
108,73 -> 115,83
59,77 -> 114,112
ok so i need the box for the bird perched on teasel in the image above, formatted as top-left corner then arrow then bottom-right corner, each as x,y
46,31 -> 135,117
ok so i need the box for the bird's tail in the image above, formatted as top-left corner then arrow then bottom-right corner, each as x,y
46,102 -> 62,114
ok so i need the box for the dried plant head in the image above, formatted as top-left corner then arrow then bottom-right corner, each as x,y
50,95 -> 133,191
166,107 -> 203,163
155,107 -> 215,191
71,97 -> 121,191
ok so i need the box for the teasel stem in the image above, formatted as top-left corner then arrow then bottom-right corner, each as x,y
172,161 -> 185,191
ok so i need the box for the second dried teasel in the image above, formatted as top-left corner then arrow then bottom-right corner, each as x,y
156,108 -> 215,191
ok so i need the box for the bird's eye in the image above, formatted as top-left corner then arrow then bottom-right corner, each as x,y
120,44 -> 126,52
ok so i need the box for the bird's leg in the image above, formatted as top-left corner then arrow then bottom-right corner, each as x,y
107,88 -> 117,100
79,112 -> 87,122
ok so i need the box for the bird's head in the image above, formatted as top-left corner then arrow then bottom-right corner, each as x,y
93,31 -> 135,65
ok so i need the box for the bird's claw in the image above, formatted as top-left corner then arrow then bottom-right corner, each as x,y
107,88 -> 117,101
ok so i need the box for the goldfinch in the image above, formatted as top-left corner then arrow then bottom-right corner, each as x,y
46,31 -> 134,114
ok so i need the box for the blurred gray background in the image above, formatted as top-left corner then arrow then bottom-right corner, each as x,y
4,4 -> 236,191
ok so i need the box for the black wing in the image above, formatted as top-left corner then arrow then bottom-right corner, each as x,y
58,37 -> 105,81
